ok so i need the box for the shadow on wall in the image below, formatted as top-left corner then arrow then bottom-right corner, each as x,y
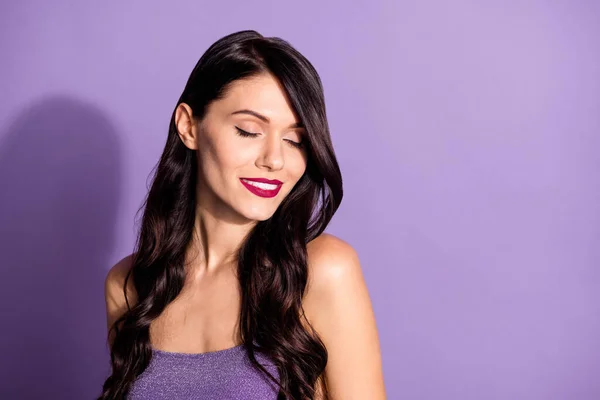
0,96 -> 122,399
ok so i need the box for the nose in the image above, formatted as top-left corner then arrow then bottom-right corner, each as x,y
256,135 -> 284,171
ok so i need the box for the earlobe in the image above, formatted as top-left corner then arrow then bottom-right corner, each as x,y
175,102 -> 199,150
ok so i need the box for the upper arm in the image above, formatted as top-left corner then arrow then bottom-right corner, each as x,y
104,253 -> 137,345
304,233 -> 386,400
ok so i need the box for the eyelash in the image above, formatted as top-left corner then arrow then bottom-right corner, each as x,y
235,127 -> 304,149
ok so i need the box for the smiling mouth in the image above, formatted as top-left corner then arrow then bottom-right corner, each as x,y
240,178 -> 282,198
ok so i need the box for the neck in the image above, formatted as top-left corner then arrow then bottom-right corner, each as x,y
185,201 -> 256,277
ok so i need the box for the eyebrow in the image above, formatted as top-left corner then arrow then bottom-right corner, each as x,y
231,109 -> 304,129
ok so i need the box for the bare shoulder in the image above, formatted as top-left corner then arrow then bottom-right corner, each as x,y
104,253 -> 137,335
305,233 -> 362,303
304,233 -> 386,399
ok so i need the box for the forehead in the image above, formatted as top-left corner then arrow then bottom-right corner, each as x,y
213,73 -> 299,125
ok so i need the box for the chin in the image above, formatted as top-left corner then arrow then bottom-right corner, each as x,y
246,211 -> 277,222
242,204 -> 279,222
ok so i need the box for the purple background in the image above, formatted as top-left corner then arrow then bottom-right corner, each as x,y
1,1 -> 599,399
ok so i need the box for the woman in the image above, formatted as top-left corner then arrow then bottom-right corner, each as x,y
100,30 -> 385,399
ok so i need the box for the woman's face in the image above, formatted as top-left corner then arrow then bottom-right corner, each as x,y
176,72 -> 308,223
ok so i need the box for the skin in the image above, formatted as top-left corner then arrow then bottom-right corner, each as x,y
104,72 -> 386,399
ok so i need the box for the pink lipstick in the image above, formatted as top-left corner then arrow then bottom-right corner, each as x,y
240,177 -> 283,198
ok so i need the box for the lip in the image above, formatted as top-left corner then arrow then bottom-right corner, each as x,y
240,178 -> 283,198
240,177 -> 283,185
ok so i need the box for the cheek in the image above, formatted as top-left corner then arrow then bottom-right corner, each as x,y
201,134 -> 252,177
286,152 -> 308,182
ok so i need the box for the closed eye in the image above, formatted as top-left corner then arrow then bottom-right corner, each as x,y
285,139 -> 304,149
236,126 -> 304,149
235,126 -> 259,137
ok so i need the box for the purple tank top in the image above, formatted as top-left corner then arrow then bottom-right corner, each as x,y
128,344 -> 280,399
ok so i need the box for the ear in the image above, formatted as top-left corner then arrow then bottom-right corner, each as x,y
175,102 -> 199,150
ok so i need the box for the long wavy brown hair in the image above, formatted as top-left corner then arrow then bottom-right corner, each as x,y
98,30 -> 343,399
